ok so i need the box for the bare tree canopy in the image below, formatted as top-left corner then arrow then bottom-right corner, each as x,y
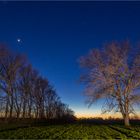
79,41 -> 140,126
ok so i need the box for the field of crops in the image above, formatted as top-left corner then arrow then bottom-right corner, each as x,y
0,123 -> 140,139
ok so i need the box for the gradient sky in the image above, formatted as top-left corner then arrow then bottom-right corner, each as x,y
0,1 -> 140,118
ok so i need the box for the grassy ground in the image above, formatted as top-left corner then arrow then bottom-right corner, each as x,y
0,123 -> 140,139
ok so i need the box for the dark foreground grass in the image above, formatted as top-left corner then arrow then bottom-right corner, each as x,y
0,122 -> 140,139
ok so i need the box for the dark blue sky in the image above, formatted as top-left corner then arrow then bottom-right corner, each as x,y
0,1 -> 140,117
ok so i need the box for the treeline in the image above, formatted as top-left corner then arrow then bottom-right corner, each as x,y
77,117 -> 140,125
0,45 -> 75,121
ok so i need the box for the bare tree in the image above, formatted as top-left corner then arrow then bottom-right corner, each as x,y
45,87 -> 59,119
0,45 -> 26,120
19,64 -> 37,119
33,76 -> 48,119
79,41 -> 140,126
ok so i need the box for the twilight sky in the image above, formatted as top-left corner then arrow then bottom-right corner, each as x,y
0,1 -> 140,118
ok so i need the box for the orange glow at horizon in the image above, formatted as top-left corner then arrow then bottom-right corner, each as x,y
73,106 -> 140,119
76,113 -> 122,119
75,112 -> 140,119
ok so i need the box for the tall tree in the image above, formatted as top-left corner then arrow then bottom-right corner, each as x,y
79,41 -> 140,126
18,64 -> 35,119
0,45 -> 26,119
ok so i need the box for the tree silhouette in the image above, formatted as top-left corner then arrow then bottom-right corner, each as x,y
79,41 -> 140,126
0,45 -> 75,122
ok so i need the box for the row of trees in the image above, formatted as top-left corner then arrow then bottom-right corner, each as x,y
0,45 -> 74,120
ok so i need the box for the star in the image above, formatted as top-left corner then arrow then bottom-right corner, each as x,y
17,38 -> 21,43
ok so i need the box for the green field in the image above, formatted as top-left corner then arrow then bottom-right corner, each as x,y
0,123 -> 140,139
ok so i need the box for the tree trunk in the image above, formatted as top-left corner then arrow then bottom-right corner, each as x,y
28,101 -> 32,118
22,100 -> 26,119
16,110 -> 20,120
36,108 -> 38,119
5,97 -> 9,120
124,114 -> 130,126
9,95 -> 13,119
